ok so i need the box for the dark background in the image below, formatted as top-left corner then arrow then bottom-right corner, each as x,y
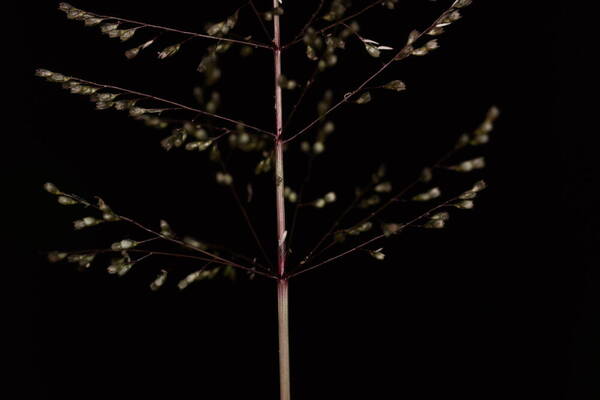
20,1 -> 597,399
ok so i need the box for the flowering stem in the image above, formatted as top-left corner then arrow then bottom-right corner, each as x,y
277,279 -> 290,400
272,1 -> 291,399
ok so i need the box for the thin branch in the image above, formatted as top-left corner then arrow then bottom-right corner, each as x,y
248,0 -> 272,42
283,62 -> 321,131
171,232 -> 267,271
126,178 -> 263,269
298,176 -> 378,267
288,234 -> 385,278
115,213 -> 258,273
287,154 -> 315,254
67,75 -> 275,137
288,195 -> 460,279
284,23 -> 343,133
78,7 -> 273,49
64,248 -> 277,279
339,21 -> 367,44
283,0 -> 383,49
115,210 -> 271,273
66,247 -> 209,262
344,144 -> 462,234
135,237 -> 161,246
291,0 -> 326,43
219,158 -> 274,270
307,234 -> 337,261
208,130 -> 233,143
131,253 -> 153,263
59,190 -> 271,275
300,138 -> 463,267
283,5 -> 456,144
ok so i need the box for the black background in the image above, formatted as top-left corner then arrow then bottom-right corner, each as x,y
21,1 -> 597,399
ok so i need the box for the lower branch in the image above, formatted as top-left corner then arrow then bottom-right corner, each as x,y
288,194 -> 466,279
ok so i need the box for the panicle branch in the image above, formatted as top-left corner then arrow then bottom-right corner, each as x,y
291,0 -> 326,44
217,158 -> 274,269
295,104 -> 498,273
346,105 -> 499,232
41,0 -> 493,291
43,183 -> 277,279
284,0 -> 473,144
248,0 -> 272,41
51,246 -> 270,288
57,2 -> 272,49
288,178 -> 485,279
35,69 -> 275,138
284,0 -> 386,49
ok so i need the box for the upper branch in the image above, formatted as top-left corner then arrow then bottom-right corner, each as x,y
248,0 -> 272,42
290,0 -> 326,44
60,2 -> 273,49
283,3 -> 465,144
283,0 -> 383,49
60,74 -> 275,137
